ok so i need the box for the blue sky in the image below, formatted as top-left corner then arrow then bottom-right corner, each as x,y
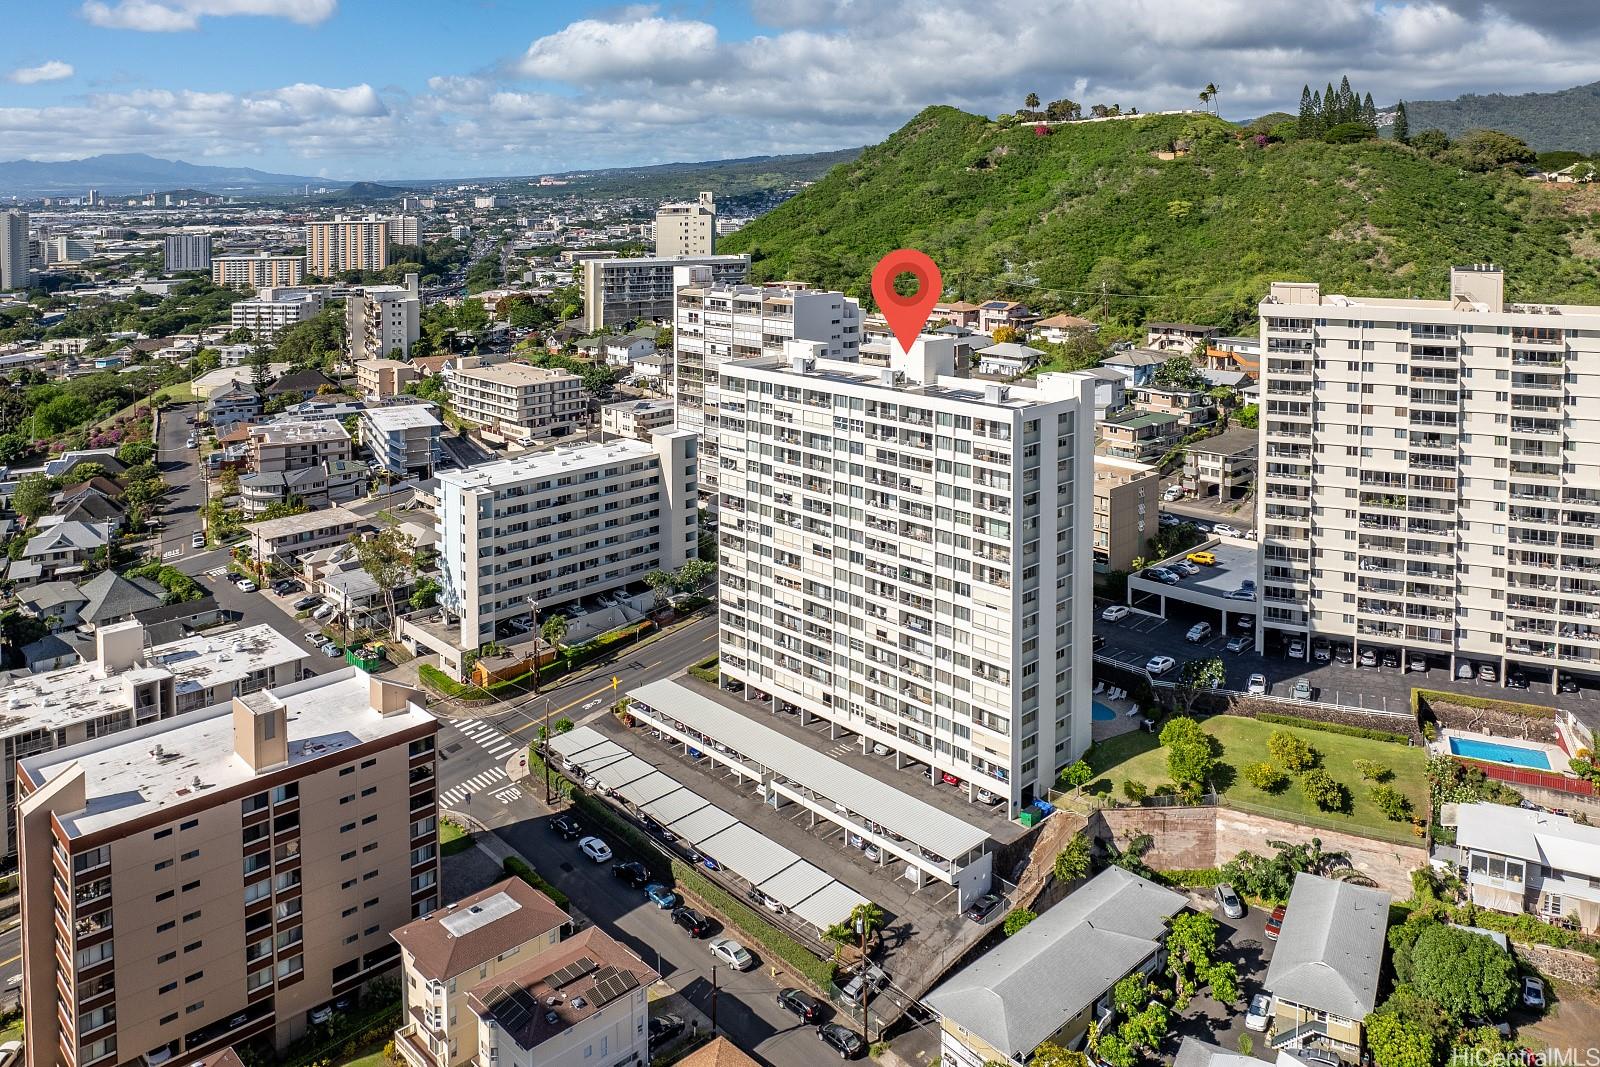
4,0 -> 1600,179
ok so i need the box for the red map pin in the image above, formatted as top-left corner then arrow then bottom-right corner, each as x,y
872,248 -> 942,354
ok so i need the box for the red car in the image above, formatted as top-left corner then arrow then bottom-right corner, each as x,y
1265,904 -> 1286,941
940,772 -> 961,786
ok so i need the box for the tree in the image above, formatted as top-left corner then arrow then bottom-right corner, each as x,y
1449,129 -> 1536,172
1054,831 -> 1092,883
1324,121 -> 1376,144
248,345 -> 274,398
1370,784 -> 1412,821
1353,758 -> 1392,782
1297,85 -> 1316,137
1410,925 -> 1518,1020
1173,655 -> 1224,716
1410,127 -> 1450,156
1361,91 -> 1377,129
1104,833 -> 1155,879
1159,716 -> 1216,792
540,613 -> 568,651
990,324 -> 1022,344
1267,730 -> 1317,772
644,568 -> 675,610
409,576 -> 441,611
1061,759 -> 1093,796
673,558 -> 716,592
1367,1011 -> 1436,1067
1166,911 -> 1224,1001
348,528 -> 416,638
1154,354 -> 1206,390
1028,1042 -> 1089,1067
1003,907 -> 1036,936
1301,768 -> 1348,812
1200,82 -> 1218,116
115,440 -> 154,466
12,473 -> 53,523
1025,92 -> 1041,110
1243,761 -> 1288,792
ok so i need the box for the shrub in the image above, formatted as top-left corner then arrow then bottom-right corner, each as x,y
1354,758 -> 1393,782
1122,779 -> 1149,803
1301,769 -> 1349,812
1003,908 -> 1037,936
1258,713 -> 1410,745
1267,730 -> 1317,773
688,655 -> 719,683
503,856 -> 570,910
1371,784 -> 1412,821
1157,868 -> 1227,888
671,858 -> 834,988
1243,761 -> 1288,793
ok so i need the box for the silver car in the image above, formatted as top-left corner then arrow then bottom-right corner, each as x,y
1214,883 -> 1245,919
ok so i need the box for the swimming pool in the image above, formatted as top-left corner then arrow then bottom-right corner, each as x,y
1093,702 -> 1116,722
1448,736 -> 1552,770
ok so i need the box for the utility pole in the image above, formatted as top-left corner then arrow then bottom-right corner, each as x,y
541,696 -> 553,803
710,965 -> 718,1032
858,915 -> 870,1041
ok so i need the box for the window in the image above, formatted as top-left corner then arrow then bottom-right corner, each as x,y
157,920 -> 174,933
180,819 -> 199,831
186,1002 -> 205,1015
185,971 -> 203,983
182,880 -> 200,893
156,890 -> 174,902
183,911 -> 201,923
361,758 -> 377,769
157,952 -> 176,965
362,814 -> 378,825
340,822 -> 355,833
272,783 -> 298,804
361,786 -> 377,797
159,980 -> 177,993
184,941 -> 201,953
154,828 -> 172,840
340,766 -> 354,777
155,859 -> 172,872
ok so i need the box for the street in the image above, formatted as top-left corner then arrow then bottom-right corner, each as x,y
153,400 -> 208,562
0,921 -> 18,1007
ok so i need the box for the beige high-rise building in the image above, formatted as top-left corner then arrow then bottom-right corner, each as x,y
1092,456 -> 1159,570
446,360 -> 585,442
654,192 -> 716,258
580,254 -> 748,332
16,668 -> 441,1067
212,254 -> 306,289
306,215 -> 391,275
0,210 -> 28,291
347,275 -> 421,361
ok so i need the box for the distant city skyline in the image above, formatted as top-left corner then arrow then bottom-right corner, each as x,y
3,0 -> 1600,179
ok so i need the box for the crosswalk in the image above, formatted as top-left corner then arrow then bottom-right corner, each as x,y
438,718 -> 526,808
440,767 -> 508,807
453,718 -> 523,761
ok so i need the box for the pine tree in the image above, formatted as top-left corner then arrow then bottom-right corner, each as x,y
1337,76 -> 1354,122
1298,85 -> 1315,136
1361,92 -> 1376,129
1392,100 -> 1410,144
1322,82 -> 1336,126
1311,90 -> 1324,133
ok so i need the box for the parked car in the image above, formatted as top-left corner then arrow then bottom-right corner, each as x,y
579,837 -> 612,863
1186,622 -> 1213,643
1163,485 -> 1185,501
1265,905 -> 1286,940
817,1023 -> 866,1060
1228,588 -> 1257,601
550,815 -> 582,840
612,860 -> 649,887
1214,883 -> 1245,918
302,630 -> 322,645
0,1042 -> 21,1067
308,1006 -> 334,1025
1145,568 -> 1179,585
321,642 -> 342,658
672,906 -> 712,938
293,594 -> 322,611
1382,649 -> 1401,669
1287,639 -> 1305,660
1171,560 -> 1200,577
1101,604 -> 1130,622
191,532 -> 206,549
1212,523 -> 1242,538
1457,661 -> 1476,680
963,892 -> 1001,923
1186,551 -> 1217,566
1246,994 -> 1272,1032
1312,640 -> 1331,663
710,937 -> 755,971
1334,643 -> 1353,664
940,772 -> 962,786
1522,976 -> 1546,1010
1145,655 -> 1176,675
1408,656 -> 1428,673
1292,680 -> 1313,701
236,579 -> 258,593
649,1014 -> 685,1043
1559,675 -> 1579,694
272,579 -> 298,595
1247,673 -> 1267,696
646,883 -> 678,909
747,887 -> 785,913
1227,635 -> 1251,654
1479,663 -> 1498,682
312,603 -> 335,621
777,987 -> 823,1023
1358,649 -> 1378,668
975,788 -> 1001,805
1508,670 -> 1529,690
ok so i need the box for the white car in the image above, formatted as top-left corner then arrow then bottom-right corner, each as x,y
578,836 -> 612,863
709,937 -> 756,971
1101,604 -> 1130,622
1146,655 -> 1176,675
1292,680 -> 1313,701
1163,485 -> 1184,501
236,580 -> 258,593
1212,523 -> 1241,538
1287,639 -> 1305,660
1245,994 -> 1272,1032
1247,673 -> 1267,696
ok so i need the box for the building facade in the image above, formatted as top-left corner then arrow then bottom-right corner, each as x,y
364,405 -> 442,480
600,399 -> 675,442
306,215 -> 390,276
231,287 -> 325,342
347,275 -> 421,361
1,210 -> 30,291
654,192 -> 716,258
435,431 -> 698,653
715,338 -> 1096,806
1093,456 -> 1159,570
164,234 -> 214,273
356,358 -> 423,400
213,254 -> 306,289
249,420 -> 354,473
1257,265 -> 1600,679
580,254 -> 749,332
1454,801 -> 1600,934
16,670 -> 440,1067
447,361 -> 584,442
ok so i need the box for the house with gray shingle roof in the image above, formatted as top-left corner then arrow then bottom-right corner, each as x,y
925,867 -> 1187,1066
17,581 -> 90,630
78,569 -> 164,628
1264,873 -> 1390,1057
22,520 -> 112,579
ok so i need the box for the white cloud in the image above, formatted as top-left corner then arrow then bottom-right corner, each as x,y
518,15 -> 721,85
8,61 -> 75,84
81,0 -> 335,32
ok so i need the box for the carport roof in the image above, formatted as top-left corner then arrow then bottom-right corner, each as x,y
549,726 -> 616,760
640,787 -> 711,826
615,771 -> 680,808
757,861 -> 835,909
669,804 -> 739,845
591,755 -> 655,791
697,822 -> 803,885
629,679 -> 990,860
791,881 -> 872,931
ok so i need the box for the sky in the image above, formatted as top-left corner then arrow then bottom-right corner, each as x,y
3,0 -> 1600,180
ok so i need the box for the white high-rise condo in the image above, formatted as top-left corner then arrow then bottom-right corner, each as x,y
163,233 -> 213,273
654,191 -> 716,257
1258,264 -> 1600,685
580,254 -> 748,332
0,210 -> 29,291
715,337 -> 1096,810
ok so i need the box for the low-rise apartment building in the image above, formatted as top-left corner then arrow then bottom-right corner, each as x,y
1099,410 -> 1182,462
231,287 -> 325,342
246,505 -> 362,564
249,419 -> 353,473
431,431 -> 698,659
391,878 -> 570,1067
1145,321 -> 1218,352
0,619 -> 307,859
1132,384 -> 1215,429
1263,874 -> 1389,1058
1454,801 -> 1600,934
448,361 -> 585,442
364,405 -> 442,479
600,399 -> 675,442
1093,456 -> 1159,569
580,254 -> 748,332
348,276 -> 421,361
212,254 -> 305,289
357,358 -> 423,400
239,459 -> 365,515
16,669 -> 439,1067
1182,426 -> 1256,501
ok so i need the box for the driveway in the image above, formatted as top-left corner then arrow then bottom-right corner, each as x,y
1167,895 -> 1277,1061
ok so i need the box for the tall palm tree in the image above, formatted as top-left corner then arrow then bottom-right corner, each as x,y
1203,82 -> 1220,115
1198,87 -> 1213,113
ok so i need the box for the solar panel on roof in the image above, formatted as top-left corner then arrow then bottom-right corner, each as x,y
547,956 -> 598,989
486,983 -> 536,1031
586,965 -> 640,1007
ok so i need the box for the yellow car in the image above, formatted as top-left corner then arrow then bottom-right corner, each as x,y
1186,551 -> 1217,566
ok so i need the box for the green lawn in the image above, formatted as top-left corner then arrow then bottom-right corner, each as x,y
1080,715 -> 1428,841
155,382 -> 197,403
334,1039 -> 391,1067
440,817 -> 474,856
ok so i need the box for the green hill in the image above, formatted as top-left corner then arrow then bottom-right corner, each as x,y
720,106 -> 1600,330
1398,82 -> 1600,153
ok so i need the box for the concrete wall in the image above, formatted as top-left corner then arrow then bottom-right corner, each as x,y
1092,804 -> 1426,898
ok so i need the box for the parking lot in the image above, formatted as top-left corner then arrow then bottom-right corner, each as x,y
1094,605 -> 1598,715
1167,893 -> 1278,1057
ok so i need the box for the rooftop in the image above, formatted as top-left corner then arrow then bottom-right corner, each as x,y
19,668 -> 433,838
364,405 -> 443,432
248,504 -> 360,541
1455,801 -> 1600,878
453,361 -> 581,387
392,876 -> 569,980
1187,426 -> 1258,458
250,420 -> 350,446
1263,873 -> 1390,1021
675,1039 -> 761,1067
438,436 -> 672,491
1094,455 -> 1158,486
1103,410 -> 1181,432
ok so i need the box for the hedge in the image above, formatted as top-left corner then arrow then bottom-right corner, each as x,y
1255,713 -> 1411,745
688,656 -> 719,683
670,857 -> 835,990
1156,867 -> 1228,888
503,856 -> 571,910
1414,688 -> 1556,721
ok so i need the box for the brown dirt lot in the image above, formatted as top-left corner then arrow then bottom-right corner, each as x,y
1517,980 -> 1600,1057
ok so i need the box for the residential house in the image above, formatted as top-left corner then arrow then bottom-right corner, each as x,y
932,300 -> 982,328
1079,366 -> 1129,419
1205,336 -> 1262,378
1145,321 -> 1219,352
76,569 -> 163,629
1264,873 -> 1390,1058
602,331 -> 657,368
1099,410 -> 1182,462
975,342 -> 1045,378
926,868 -> 1187,1067
1454,802 -> 1600,934
1133,384 -> 1216,430
16,581 -> 89,630
364,405 -> 442,480
239,459 -> 364,515
976,300 -> 1036,336
629,352 -> 669,388
265,366 -> 337,399
600,399 -> 675,442
53,487 -> 124,529
132,594 -> 223,641
1093,457 -> 1159,570
21,520 -> 111,579
390,877 -> 571,1067
206,379 -> 263,427
463,926 -> 658,1067
42,450 -> 124,482
1176,1038 -> 1301,1067
1034,314 -> 1098,344
1183,426 -> 1256,501
1099,347 -> 1166,388
674,1039 -> 760,1067
319,566 -> 417,629
246,505 -> 362,565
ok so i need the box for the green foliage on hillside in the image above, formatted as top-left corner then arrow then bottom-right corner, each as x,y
721,106 -> 1600,331
1401,80 -> 1600,153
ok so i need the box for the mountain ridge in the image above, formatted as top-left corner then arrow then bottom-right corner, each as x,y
1393,82 -> 1600,153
